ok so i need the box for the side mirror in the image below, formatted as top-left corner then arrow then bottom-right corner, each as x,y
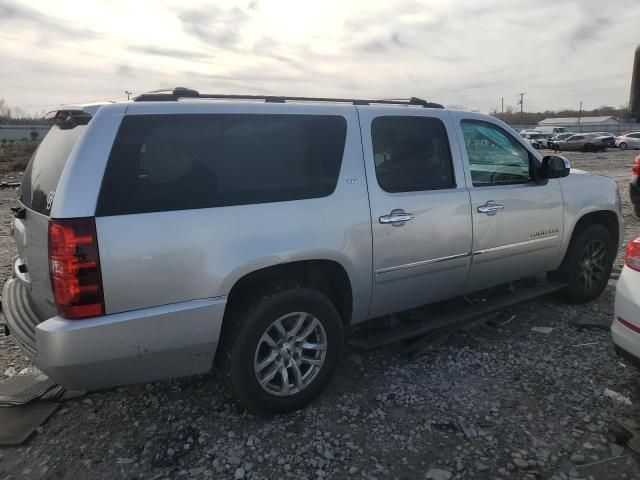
541,155 -> 570,179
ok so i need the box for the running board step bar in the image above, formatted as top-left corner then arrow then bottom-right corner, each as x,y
349,282 -> 567,350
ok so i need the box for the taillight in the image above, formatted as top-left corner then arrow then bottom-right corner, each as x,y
626,237 -> 640,272
632,156 -> 640,177
48,218 -> 105,319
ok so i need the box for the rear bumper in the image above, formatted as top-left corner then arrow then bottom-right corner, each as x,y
3,278 -> 226,390
2,277 -> 40,357
630,181 -> 640,207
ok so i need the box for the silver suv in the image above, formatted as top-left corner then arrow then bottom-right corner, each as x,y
2,89 -> 624,413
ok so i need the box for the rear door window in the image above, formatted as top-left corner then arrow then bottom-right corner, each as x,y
371,116 -> 455,193
96,114 -> 347,216
21,125 -> 86,215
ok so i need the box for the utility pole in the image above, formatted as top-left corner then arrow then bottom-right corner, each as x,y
517,92 -> 526,125
125,90 -> 132,100
501,97 -> 504,120
578,101 -> 583,125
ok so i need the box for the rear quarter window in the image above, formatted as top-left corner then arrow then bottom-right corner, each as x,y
21,125 -> 86,215
96,114 -> 347,216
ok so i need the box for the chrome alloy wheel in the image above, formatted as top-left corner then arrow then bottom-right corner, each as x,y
578,239 -> 607,291
254,312 -> 327,396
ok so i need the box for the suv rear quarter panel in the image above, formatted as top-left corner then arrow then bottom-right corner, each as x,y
94,102 -> 373,324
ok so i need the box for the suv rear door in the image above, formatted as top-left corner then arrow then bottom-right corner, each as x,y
358,107 -> 472,318
452,113 -> 564,292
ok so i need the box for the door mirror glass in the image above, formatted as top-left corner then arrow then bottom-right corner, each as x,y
541,155 -> 570,179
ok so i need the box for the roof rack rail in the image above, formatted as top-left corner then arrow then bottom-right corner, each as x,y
133,87 -> 444,109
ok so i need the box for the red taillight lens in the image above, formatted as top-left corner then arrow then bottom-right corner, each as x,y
626,237 -> 640,272
48,218 -> 104,319
632,156 -> 640,176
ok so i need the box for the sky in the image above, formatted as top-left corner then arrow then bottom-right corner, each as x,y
1,0 -> 639,115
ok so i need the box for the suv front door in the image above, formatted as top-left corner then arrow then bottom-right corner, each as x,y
453,114 -> 564,292
358,109 -> 472,318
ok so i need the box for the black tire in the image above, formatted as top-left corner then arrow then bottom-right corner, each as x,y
550,223 -> 615,304
620,142 -> 628,150
218,287 -> 343,414
634,205 -> 640,218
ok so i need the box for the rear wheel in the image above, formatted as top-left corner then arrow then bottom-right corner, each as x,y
219,287 -> 343,414
550,224 -> 615,304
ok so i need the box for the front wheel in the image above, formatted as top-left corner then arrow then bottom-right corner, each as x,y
620,142 -> 628,150
550,224 -> 615,304
219,288 -> 343,414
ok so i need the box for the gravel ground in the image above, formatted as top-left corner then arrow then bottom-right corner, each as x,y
1,150 -> 640,480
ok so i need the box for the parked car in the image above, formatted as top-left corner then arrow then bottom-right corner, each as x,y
616,132 -> 640,150
612,237 -> 640,367
520,132 -> 548,149
591,132 -> 617,148
631,155 -> 640,217
1,88 -> 624,413
552,133 -> 609,152
548,132 -> 574,148
536,126 -> 571,135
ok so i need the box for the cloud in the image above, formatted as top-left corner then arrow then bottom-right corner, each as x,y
178,5 -> 249,49
357,31 -> 408,53
1,0 -> 639,113
570,13 -> 613,46
0,0 -> 99,40
130,46 -> 210,61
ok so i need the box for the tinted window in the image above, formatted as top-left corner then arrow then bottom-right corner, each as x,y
371,116 -> 454,193
461,120 -> 531,187
96,114 -> 347,216
21,125 -> 86,215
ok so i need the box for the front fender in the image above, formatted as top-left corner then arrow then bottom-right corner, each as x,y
555,171 -> 624,266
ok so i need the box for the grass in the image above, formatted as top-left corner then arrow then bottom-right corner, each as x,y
0,140 -> 37,172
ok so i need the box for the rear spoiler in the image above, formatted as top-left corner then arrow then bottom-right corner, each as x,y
45,103 -> 109,129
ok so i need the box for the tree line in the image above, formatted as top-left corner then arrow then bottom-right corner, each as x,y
0,99 -> 48,125
490,104 -> 631,125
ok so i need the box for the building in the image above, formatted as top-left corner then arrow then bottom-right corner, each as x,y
537,116 -> 622,127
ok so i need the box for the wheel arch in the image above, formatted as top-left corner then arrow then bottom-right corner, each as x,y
560,209 -> 620,265
223,259 -> 355,329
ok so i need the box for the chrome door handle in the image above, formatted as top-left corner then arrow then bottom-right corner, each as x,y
477,203 -> 504,215
379,210 -> 415,225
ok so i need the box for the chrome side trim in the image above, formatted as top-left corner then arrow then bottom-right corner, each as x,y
376,252 -> 471,275
473,235 -> 559,256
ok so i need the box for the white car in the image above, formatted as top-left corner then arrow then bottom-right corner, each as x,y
616,132 -> 640,150
520,132 -> 548,149
612,237 -> 640,366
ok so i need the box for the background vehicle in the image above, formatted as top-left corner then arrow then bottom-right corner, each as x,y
591,132 -> 617,148
612,237 -> 640,367
536,126 -> 571,135
616,132 -> 640,150
631,155 -> 640,217
1,89 -> 623,413
552,133 -> 610,152
548,132 -> 574,148
520,131 -> 548,149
